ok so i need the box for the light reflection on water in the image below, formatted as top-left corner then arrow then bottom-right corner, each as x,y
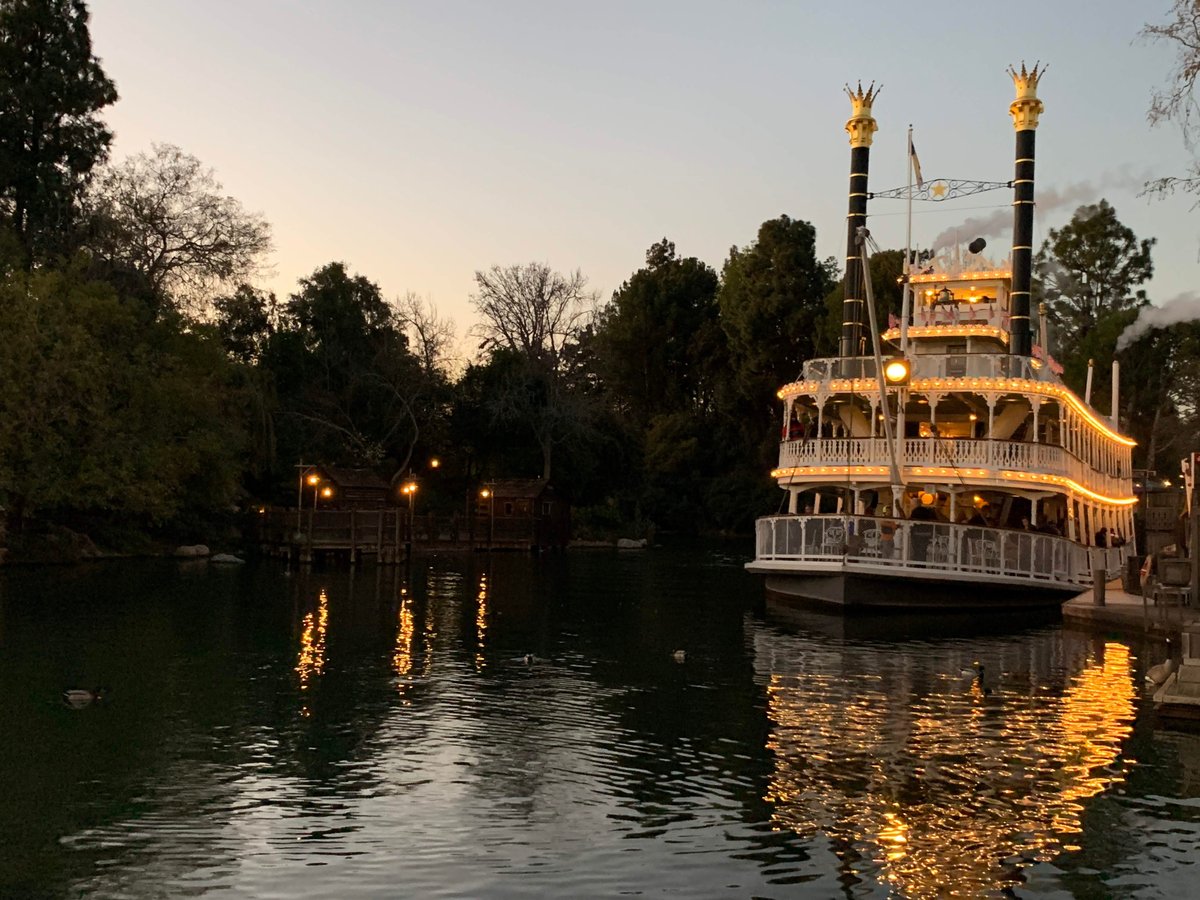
761,630 -> 1137,897
0,551 -> 1197,898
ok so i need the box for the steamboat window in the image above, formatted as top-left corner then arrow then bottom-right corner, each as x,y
947,342 -> 967,377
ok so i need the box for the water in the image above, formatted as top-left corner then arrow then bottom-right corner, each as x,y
1,547 -> 1198,898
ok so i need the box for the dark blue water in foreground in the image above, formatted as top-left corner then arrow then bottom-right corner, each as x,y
1,547 -> 1198,898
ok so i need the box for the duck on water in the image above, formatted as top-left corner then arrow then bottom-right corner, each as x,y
62,688 -> 105,709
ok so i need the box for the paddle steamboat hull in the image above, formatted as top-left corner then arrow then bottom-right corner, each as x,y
755,566 -> 1078,610
747,513 -> 1121,610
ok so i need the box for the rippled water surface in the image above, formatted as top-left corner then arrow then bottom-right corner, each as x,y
2,547 -> 1199,898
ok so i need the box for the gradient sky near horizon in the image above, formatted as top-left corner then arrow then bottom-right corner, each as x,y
90,1 -> 1196,354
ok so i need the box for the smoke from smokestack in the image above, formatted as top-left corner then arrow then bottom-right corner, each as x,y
1116,292 -> 1200,351
930,170 -> 1150,251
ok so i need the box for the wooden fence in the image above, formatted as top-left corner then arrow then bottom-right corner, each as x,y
254,508 -> 559,562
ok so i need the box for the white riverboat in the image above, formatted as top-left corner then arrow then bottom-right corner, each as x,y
746,66 -> 1136,609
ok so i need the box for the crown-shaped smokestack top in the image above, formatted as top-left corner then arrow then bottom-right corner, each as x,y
1008,61 -> 1045,130
845,81 -> 881,147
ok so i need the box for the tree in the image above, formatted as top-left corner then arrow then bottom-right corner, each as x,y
820,247 -> 905,355
85,143 -> 272,311
260,263 -> 444,485
394,291 -> 456,377
0,0 -> 117,262
0,259 -> 244,530
1142,1 -> 1200,201
590,238 -> 721,430
471,262 -> 595,369
214,284 -> 277,364
1034,200 -> 1155,360
469,262 -> 598,480
718,215 -> 837,428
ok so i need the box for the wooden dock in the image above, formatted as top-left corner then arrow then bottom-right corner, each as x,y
1061,580 -> 1198,640
253,508 -> 563,563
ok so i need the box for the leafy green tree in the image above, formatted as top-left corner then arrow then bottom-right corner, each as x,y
717,215 -> 836,482
820,247 -> 906,354
718,216 -> 837,412
1034,199 -> 1155,361
262,263 -> 443,485
591,238 -> 721,429
0,0 -> 117,262
0,260 -> 244,531
214,284 -> 277,364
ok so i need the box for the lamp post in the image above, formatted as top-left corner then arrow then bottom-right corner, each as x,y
295,464 -> 320,536
401,481 -> 418,553
480,486 -> 494,551
301,472 -> 328,563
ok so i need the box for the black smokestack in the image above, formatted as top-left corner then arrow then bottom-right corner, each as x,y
840,82 -> 879,359
1007,62 -> 1046,358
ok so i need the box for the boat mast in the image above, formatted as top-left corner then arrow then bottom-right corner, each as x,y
858,228 -> 904,510
901,124 -> 913,354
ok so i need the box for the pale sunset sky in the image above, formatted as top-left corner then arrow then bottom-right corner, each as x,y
90,1 -> 1195,350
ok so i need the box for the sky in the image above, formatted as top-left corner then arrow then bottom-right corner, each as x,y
89,1 -> 1196,355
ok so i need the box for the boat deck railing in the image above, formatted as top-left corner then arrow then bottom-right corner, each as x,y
755,514 -> 1128,588
798,353 -> 1051,384
777,437 -> 1130,493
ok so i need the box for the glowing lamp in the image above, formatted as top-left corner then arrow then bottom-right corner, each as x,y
321,487 -> 333,498
920,491 -> 936,506
480,488 -> 491,499
883,358 -> 911,386
307,473 -> 320,486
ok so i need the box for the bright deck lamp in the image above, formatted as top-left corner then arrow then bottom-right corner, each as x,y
883,358 -> 911,386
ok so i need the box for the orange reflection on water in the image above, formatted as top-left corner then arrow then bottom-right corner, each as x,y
296,588 -> 329,701
475,573 -> 488,670
763,637 -> 1136,899
393,582 -> 433,698
394,594 -> 415,682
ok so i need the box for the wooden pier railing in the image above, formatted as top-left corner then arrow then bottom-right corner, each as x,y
254,508 -> 559,562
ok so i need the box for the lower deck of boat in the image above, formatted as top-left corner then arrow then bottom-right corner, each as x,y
758,569 -> 1079,610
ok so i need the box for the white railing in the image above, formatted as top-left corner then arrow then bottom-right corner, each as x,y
777,437 -> 1128,497
800,354 -> 1047,385
779,437 -> 1065,471
754,514 -> 1129,588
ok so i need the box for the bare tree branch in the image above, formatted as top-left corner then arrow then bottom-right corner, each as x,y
469,263 -> 596,369
392,291 -> 456,376
85,143 -> 273,312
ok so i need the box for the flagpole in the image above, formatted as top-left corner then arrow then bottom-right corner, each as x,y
901,124 -> 913,354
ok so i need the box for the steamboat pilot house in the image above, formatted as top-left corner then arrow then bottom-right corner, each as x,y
747,66 -> 1136,609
